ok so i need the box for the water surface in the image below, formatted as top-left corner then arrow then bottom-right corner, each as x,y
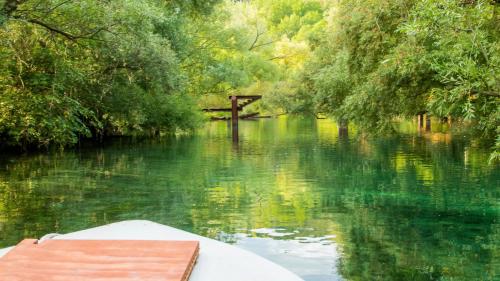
0,118 -> 499,280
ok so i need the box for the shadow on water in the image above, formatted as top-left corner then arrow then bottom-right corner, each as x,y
0,117 -> 498,280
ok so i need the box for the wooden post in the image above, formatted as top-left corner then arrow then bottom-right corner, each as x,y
338,119 -> 348,138
231,95 -> 239,142
418,114 -> 424,129
425,114 -> 431,132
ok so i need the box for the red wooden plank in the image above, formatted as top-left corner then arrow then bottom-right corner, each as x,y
0,239 -> 199,281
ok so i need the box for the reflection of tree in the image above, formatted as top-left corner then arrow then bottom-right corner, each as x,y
298,123 -> 499,280
0,118 -> 498,280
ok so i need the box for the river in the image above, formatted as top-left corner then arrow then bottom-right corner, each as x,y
0,117 -> 498,280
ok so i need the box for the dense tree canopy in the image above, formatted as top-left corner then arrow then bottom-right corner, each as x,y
0,0 -> 223,149
0,0 -> 498,160
305,0 -> 499,161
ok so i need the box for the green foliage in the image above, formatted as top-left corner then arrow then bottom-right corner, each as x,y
0,0 -> 205,148
183,1 -> 283,110
400,0 -> 499,137
305,0 -> 499,155
0,0 -> 498,158
250,0 -> 326,114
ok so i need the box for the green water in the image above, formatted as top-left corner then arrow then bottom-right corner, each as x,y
0,118 -> 499,281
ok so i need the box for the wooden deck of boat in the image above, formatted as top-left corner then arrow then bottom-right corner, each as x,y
0,239 -> 199,281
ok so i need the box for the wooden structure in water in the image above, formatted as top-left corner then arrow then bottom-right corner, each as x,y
203,95 -> 262,142
417,112 -> 432,132
208,112 -> 263,121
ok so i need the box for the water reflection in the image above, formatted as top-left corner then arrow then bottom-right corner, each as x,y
0,117 -> 498,281
233,232 -> 341,281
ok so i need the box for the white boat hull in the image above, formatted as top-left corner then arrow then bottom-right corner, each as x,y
0,220 -> 304,281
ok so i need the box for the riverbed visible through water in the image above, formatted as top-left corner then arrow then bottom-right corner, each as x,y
0,117 -> 498,280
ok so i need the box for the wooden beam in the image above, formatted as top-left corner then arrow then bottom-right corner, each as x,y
210,116 -> 231,121
203,95 -> 262,112
227,95 -> 262,100
231,96 -> 239,142
239,112 -> 259,119
203,108 -> 248,112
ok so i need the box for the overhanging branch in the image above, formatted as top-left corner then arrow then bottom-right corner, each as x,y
13,17 -> 112,41
26,18 -> 78,40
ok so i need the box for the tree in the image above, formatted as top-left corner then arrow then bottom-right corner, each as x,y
0,0 -> 210,148
305,0 -> 499,160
